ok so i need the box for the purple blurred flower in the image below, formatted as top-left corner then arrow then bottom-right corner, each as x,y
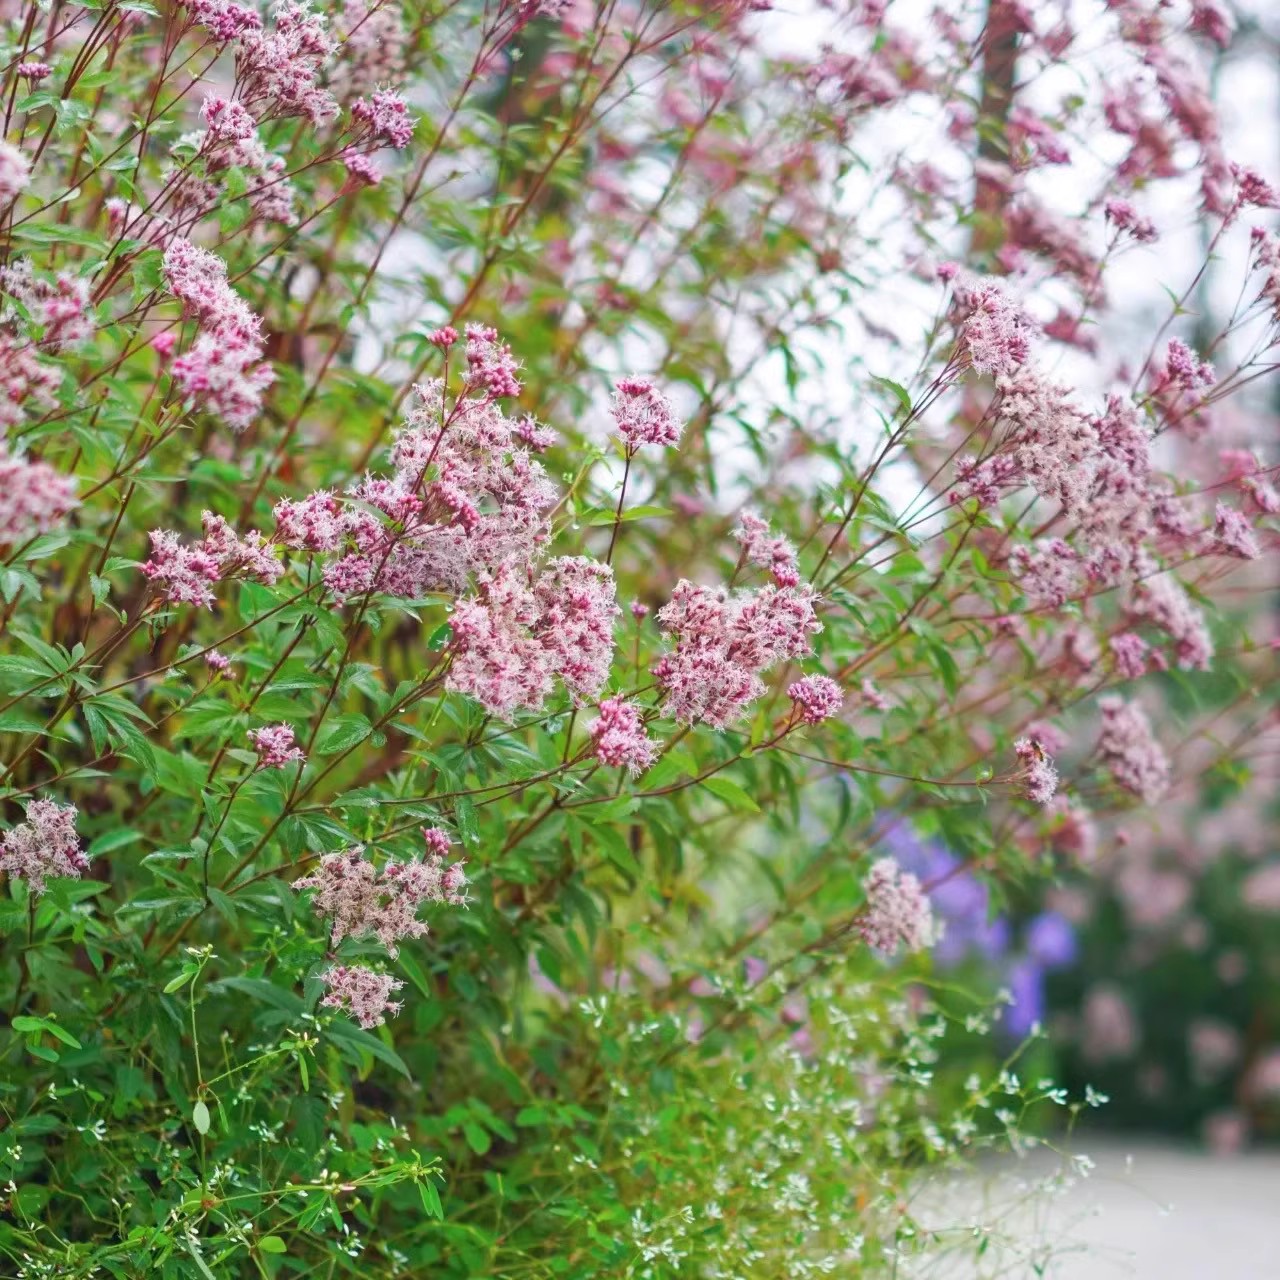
1004,957 -> 1045,1039
1026,911 -> 1077,968
878,821 -> 1010,967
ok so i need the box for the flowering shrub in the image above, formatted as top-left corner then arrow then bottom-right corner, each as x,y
0,0 -> 1276,1274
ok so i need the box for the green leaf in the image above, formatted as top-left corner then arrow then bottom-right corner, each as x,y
326,1018 -> 412,1079
871,375 -> 912,414
192,1100 -> 210,1135
462,1120 -> 491,1155
699,776 -> 761,813
258,1236 -> 287,1254
418,1177 -> 444,1220
314,713 -> 372,756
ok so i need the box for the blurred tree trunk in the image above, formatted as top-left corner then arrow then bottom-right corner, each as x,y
971,0 -> 1023,263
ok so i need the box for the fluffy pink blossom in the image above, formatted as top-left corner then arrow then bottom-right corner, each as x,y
200,95 -> 258,145
653,579 -> 821,727
143,510 -> 281,607
273,490 -> 347,551
1190,0 -> 1234,48
734,510 -> 800,586
588,698 -> 658,774
512,415 -> 556,452
163,239 -> 259,336
308,374 -> 557,597
16,62 -> 51,82
0,451 -> 78,545
0,263 -> 93,349
1098,696 -> 1170,805
1109,631 -> 1149,679
447,561 -> 554,718
858,857 -> 935,955
187,0 -> 263,43
205,649 -> 232,674
236,0 -> 338,126
610,377 -> 683,451
464,323 -> 521,398
351,89 -> 415,148
0,332 -> 59,430
0,799 -> 87,896
533,556 -> 619,704
0,141 -> 30,203
1104,198 -> 1157,242
787,674 -> 843,724
248,723 -> 305,769
1131,571 -> 1213,670
294,843 -> 467,956
1014,738 -> 1058,806
171,329 -> 275,431
341,148 -> 381,187
953,276 -> 1035,378
1210,501 -> 1260,560
318,964 -> 404,1028
1010,539 -> 1079,609
333,0 -> 406,98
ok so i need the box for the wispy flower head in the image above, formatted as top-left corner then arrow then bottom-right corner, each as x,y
610,377 -> 683,451
858,857 -> 936,956
0,799 -> 87,896
249,723 -> 306,769
1014,737 -> 1058,806
319,964 -> 403,1028
588,698 -> 658,774
1098,696 -> 1169,805
787,675 -> 843,724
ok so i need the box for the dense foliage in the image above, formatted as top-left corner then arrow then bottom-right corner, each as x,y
0,0 -> 1276,1275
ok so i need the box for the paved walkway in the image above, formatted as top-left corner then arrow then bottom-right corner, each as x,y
921,1140 -> 1280,1277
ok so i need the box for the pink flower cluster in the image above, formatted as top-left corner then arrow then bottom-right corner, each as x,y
463,323 -> 522,399
1014,737 -> 1058,807
0,332 -> 59,431
0,799 -> 88,896
787,674 -> 843,725
294,836 -> 467,957
858,856 -> 935,956
610,377 -> 683,451
734,510 -> 800,587
196,96 -> 298,226
1104,198 -> 1158,243
187,0 -> 263,44
653,577 -> 821,727
447,556 -> 619,718
142,510 -> 281,608
277,354 -> 556,600
350,89 -> 415,149
587,698 -> 657,774
333,0 -> 407,100
1,263 -> 93,349
0,451 -> 78,546
163,239 -> 274,431
248,723 -> 305,769
0,140 -> 30,203
1098,696 -> 1170,805
952,275 -> 1036,378
318,964 -> 403,1028
236,1 -> 338,126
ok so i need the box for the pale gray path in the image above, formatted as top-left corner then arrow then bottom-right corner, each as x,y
920,1140 -> 1280,1278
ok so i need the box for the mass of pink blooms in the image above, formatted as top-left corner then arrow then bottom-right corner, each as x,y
858,858 -> 936,956
0,800 -> 88,897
